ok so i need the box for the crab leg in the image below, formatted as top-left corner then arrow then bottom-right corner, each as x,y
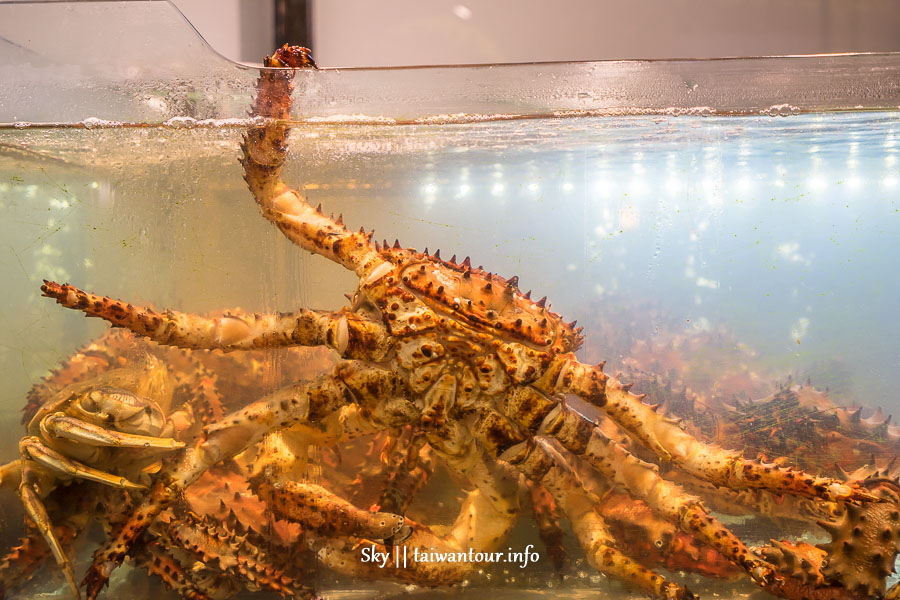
20,437 -> 146,490
82,361 -> 410,599
556,358 -> 877,504
503,438 -> 695,600
0,488 -> 91,598
312,433 -> 521,585
41,281 -> 391,359
242,45 -> 384,278
136,540 -> 214,600
251,475 -> 407,540
538,401 -> 780,585
18,459 -> 81,599
40,414 -> 184,450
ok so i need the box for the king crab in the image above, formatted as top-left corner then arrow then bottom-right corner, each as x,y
37,46 -> 898,600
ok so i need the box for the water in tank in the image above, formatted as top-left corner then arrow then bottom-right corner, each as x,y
1,2 -> 899,599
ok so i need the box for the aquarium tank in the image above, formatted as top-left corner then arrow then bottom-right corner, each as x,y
1,2 -> 899,600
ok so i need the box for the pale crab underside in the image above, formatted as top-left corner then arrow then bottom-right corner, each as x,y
1,354 -> 189,600
38,46 -> 896,600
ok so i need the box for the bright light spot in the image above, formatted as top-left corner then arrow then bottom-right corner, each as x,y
491,183 -> 505,196
777,241 -> 812,266
423,183 -> 437,195
808,177 -> 827,192
848,141 -> 859,154
696,277 -> 719,289
90,181 -> 99,189
528,182 -> 540,193
452,4 -> 472,19
457,184 -> 471,197
629,178 -> 647,196
594,284 -> 605,296
736,177 -> 753,193
846,176 -> 862,190
886,154 -> 897,167
790,317 -> 810,341
883,176 -> 898,188
665,177 -> 681,195
846,158 -> 858,170
562,182 -> 573,192
774,179 -> 785,187
593,179 -> 611,197
83,258 -> 94,269
808,145 -> 820,154
566,263 -> 577,272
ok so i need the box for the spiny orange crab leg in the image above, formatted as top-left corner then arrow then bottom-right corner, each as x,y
252,475 -> 407,540
555,358 -> 878,504
40,280 -> 391,360
243,45 -> 386,279
82,362 -> 410,599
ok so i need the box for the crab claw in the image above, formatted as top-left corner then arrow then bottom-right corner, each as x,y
270,44 -> 318,69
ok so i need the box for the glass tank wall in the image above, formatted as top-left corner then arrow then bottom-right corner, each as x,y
1,2 -> 899,599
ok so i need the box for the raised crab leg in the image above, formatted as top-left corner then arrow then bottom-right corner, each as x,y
82,361 -> 412,599
41,281 -> 390,359
553,358 -> 878,504
242,45 -> 386,278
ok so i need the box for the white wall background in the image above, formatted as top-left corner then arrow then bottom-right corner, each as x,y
171,0 -> 900,66
171,0 -> 274,63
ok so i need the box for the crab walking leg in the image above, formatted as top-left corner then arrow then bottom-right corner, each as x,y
18,460 -> 82,599
525,479 -> 568,573
41,281 -> 391,359
251,476 -> 407,540
503,438 -> 695,600
313,429 -> 521,585
82,361 -> 407,599
0,493 -> 91,598
40,414 -> 184,450
20,437 -> 146,490
242,45 -> 385,278
540,401 -> 778,585
558,358 -> 876,503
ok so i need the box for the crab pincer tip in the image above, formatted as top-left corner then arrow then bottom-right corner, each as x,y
272,45 -> 318,69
